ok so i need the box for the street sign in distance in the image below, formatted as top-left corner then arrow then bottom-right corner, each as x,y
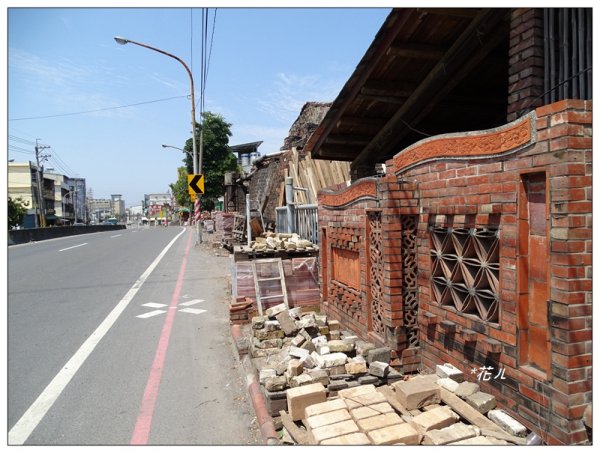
187,174 -> 204,195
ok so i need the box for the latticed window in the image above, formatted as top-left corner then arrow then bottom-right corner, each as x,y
430,227 -> 500,323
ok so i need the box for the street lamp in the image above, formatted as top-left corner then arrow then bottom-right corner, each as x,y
162,144 -> 192,158
115,35 -> 202,243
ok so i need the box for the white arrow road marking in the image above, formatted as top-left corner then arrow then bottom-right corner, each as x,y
142,303 -> 167,309
179,299 -> 205,307
58,243 -> 88,252
178,308 -> 207,315
136,310 -> 167,319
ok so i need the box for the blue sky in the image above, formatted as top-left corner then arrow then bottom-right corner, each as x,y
4,4 -> 391,207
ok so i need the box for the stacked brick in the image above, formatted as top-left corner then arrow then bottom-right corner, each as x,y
281,365 -> 530,445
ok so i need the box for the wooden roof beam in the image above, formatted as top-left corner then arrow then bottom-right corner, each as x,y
336,116 -> 387,129
386,43 -> 447,60
351,8 -> 510,171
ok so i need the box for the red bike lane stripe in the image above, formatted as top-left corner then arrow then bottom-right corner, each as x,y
130,228 -> 193,445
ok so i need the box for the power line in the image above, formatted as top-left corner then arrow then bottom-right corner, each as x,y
9,95 -> 189,121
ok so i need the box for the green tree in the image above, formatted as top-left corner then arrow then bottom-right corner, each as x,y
8,197 -> 29,229
169,166 -> 192,209
182,111 -> 239,211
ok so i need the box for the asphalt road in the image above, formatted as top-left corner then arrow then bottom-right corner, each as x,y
7,226 -> 261,446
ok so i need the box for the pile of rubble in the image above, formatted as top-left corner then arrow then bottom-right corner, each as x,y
249,304 -> 402,402
245,303 -> 533,446
249,232 -> 317,252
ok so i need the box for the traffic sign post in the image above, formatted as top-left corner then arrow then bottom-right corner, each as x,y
188,174 -> 204,195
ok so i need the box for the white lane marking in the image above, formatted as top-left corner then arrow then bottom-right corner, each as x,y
136,310 -> 167,319
178,308 -> 207,315
110,234 -> 122,238
179,299 -> 205,307
142,303 -> 167,309
58,243 -> 88,252
8,227 -> 187,445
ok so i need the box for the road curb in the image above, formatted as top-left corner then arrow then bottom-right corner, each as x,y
231,324 -> 279,445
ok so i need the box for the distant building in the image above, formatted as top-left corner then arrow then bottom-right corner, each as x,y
88,198 -> 112,223
111,194 -> 125,222
8,161 -> 55,228
144,193 -> 172,218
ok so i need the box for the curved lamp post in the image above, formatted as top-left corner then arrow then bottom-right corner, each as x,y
162,143 -> 192,158
114,36 -> 199,174
115,36 -> 202,243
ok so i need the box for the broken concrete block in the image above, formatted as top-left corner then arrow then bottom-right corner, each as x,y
318,326 -> 330,336
392,378 -> 441,410
317,352 -> 348,368
409,406 -> 460,432
251,316 -> 267,330
355,341 -> 376,357
311,335 -> 328,347
320,432 -> 370,445
327,340 -> 355,353
288,307 -> 303,319
315,314 -> 327,326
254,328 -> 285,341
290,373 -> 313,388
358,375 -> 380,386
289,345 -> 310,360
437,377 -> 460,393
366,347 -> 392,364
276,310 -> 299,336
304,398 -> 348,418
287,359 -> 303,377
316,345 -> 331,355
291,333 -> 305,347
327,319 -> 341,331
422,422 -> 478,445
300,339 -> 316,353
305,409 -> 351,430
265,375 -> 287,392
259,368 -> 277,385
329,330 -> 341,340
367,422 -> 421,445
264,319 -> 281,331
488,409 -> 527,437
466,391 -> 496,414
306,369 -> 330,386
311,419 -> 360,445
369,361 -> 390,378
300,354 -> 317,369
385,368 -> 403,383
436,363 -> 464,382
328,364 -> 348,376
345,359 -> 368,375
455,381 -> 480,399
287,383 -> 327,421
258,338 -> 282,349
328,381 -> 349,392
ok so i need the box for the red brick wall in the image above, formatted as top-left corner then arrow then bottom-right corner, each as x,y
386,99 -> 591,445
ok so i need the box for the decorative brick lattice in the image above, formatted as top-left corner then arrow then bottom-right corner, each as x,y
330,282 -> 364,323
430,227 -> 500,323
401,215 -> 419,346
368,211 -> 385,336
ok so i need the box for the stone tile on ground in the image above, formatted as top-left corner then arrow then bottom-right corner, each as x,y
368,402 -> 394,414
409,406 -> 460,432
337,384 -> 376,399
350,406 -> 380,420
305,409 -> 351,430
367,422 -> 421,445
287,383 -> 327,421
356,412 -> 403,432
437,377 -> 460,393
421,422 -> 479,445
448,435 -> 495,445
304,398 -> 348,418
327,340 -> 355,353
320,432 -> 371,445
346,391 -> 387,407
310,419 -> 360,444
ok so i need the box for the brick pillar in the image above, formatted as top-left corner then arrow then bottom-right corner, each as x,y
507,8 -> 545,122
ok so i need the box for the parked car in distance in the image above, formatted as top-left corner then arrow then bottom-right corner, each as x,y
73,222 -> 85,226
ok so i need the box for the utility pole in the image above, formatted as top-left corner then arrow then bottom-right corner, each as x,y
35,139 -> 51,228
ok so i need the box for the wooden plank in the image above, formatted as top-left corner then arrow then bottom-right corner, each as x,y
279,410 -> 309,445
439,389 -> 526,445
